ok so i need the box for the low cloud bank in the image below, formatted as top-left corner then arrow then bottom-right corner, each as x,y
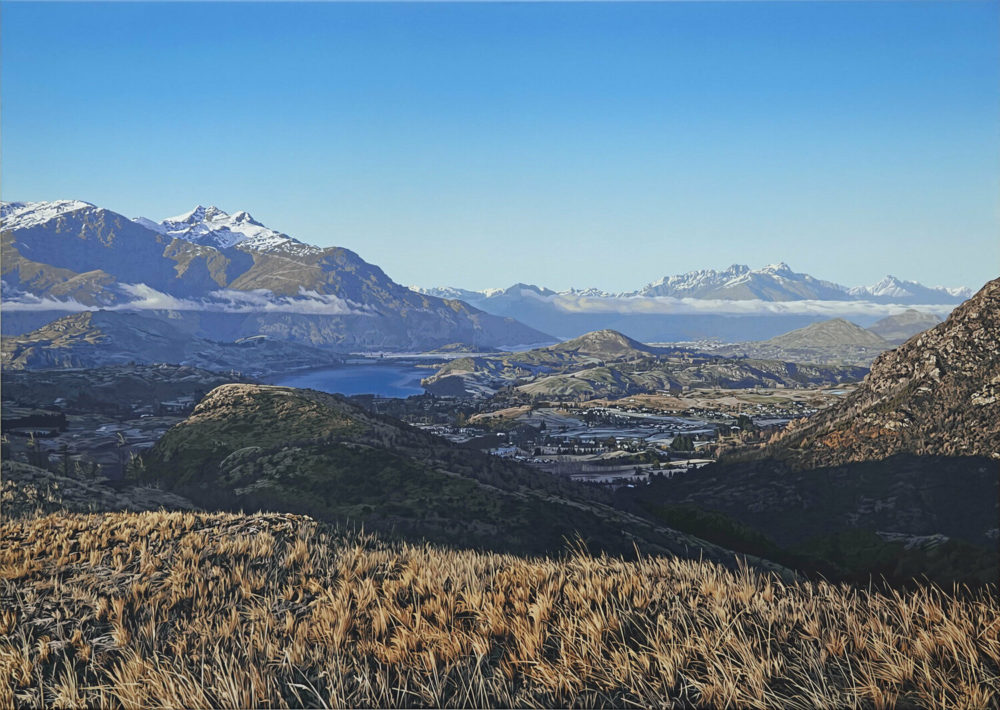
1,280 -> 958,320
546,293 -> 957,318
1,282 -> 371,316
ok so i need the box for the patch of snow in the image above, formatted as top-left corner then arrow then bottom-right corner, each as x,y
133,204 -> 322,256
1,200 -> 95,231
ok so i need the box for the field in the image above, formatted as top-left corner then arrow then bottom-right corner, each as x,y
2,511 -> 997,709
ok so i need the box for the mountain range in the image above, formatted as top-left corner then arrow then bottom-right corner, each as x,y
417,263 -> 971,305
0,199 -> 974,351
413,266 -> 968,342
1,200 -> 550,351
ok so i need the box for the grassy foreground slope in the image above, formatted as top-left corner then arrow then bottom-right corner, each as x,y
2,511 -> 998,709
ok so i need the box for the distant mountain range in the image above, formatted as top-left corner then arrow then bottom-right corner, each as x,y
416,263 -> 971,305
413,265 -> 969,342
1,200 -> 550,351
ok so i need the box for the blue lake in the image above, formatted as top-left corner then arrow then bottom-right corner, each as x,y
270,363 -> 432,398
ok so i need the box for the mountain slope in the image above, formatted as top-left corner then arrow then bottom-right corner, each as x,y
139,383 -> 782,568
2,201 -> 245,303
0,310 -> 342,376
5,510 -> 996,708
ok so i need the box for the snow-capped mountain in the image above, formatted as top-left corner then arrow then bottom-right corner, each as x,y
134,205 -> 321,257
412,264 -> 972,342
1,199 -> 552,351
418,264 -> 970,308
632,263 -> 852,301
848,276 -> 973,304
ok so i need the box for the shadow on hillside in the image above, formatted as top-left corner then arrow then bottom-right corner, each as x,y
614,454 -> 999,587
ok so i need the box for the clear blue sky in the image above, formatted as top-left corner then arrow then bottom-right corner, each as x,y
2,1 -> 997,292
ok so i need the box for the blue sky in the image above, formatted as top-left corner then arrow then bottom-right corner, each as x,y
2,1 -> 997,292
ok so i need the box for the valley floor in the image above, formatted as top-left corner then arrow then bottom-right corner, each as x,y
2,511 -> 997,709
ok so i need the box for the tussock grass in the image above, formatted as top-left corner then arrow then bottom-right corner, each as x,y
1,511 -> 997,708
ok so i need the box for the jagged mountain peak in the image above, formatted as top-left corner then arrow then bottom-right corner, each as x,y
137,204 -> 319,255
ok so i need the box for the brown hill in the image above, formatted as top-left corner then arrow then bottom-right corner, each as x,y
139,383 -> 785,570
867,309 -> 942,345
763,318 -> 890,349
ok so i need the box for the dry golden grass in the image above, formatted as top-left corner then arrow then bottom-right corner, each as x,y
1,511 -> 997,709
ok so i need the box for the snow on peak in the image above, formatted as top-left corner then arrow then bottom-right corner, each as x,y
761,262 -> 792,274
1,200 -> 95,231
848,276 -> 971,303
135,205 -> 320,256
943,286 -> 973,299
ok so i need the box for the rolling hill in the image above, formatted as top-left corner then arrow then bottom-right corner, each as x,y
712,318 -> 895,366
760,318 -> 890,349
866,309 -> 942,345
5,510 -> 995,708
423,329 -> 866,399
